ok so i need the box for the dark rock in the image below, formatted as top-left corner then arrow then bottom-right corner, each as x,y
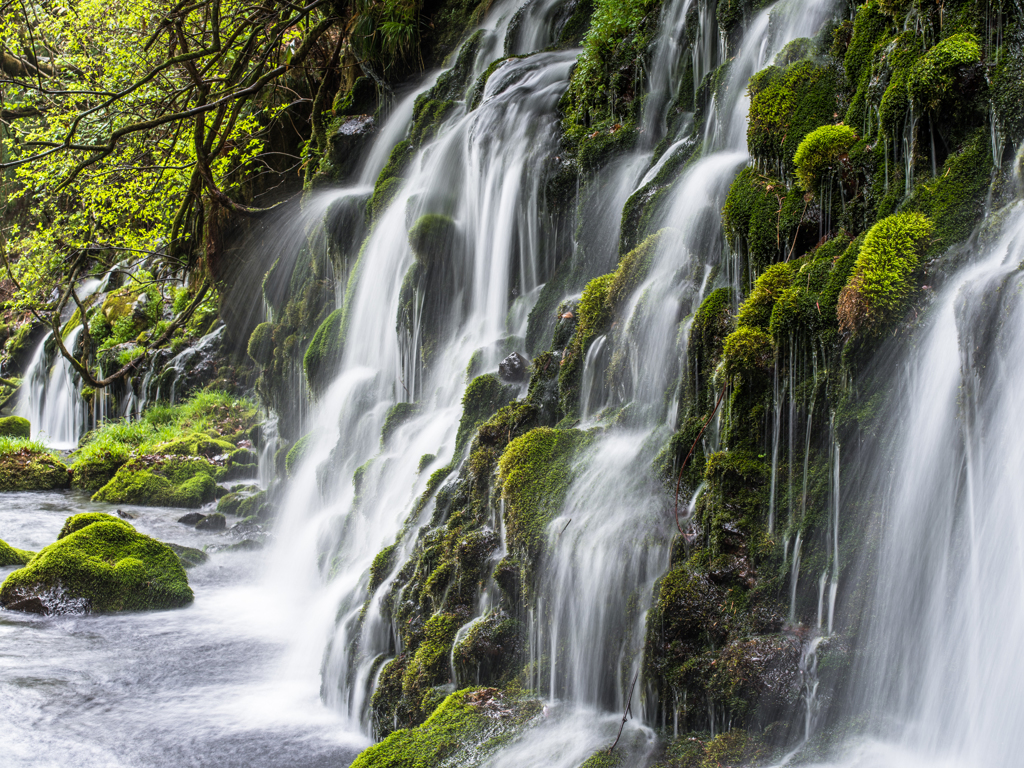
177,512 -> 204,525
195,513 -> 226,531
116,509 -> 137,520
166,542 -> 209,569
498,352 -> 529,382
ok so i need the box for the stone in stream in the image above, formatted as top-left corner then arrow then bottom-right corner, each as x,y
177,512 -> 205,525
0,513 -> 192,615
498,352 -> 529,383
195,513 -> 226,531
116,509 -> 137,520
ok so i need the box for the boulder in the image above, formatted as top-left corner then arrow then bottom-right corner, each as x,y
93,456 -> 218,507
195,513 -> 226,531
0,538 -> 34,567
498,352 -> 529,383
0,416 -> 30,439
0,448 -> 70,491
0,513 -> 193,614
177,512 -> 205,525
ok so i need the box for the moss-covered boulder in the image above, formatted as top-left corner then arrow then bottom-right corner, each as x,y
70,450 -> 129,491
92,456 -> 219,508
0,416 -> 30,439
350,687 -> 541,768
0,514 -> 193,614
0,446 -> 70,491
0,538 -> 34,567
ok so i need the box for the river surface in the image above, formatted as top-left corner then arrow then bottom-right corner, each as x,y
0,491 -> 366,768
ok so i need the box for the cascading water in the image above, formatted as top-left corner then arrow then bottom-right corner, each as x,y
16,326 -> 89,449
798,205 -> 1024,768
257,0 -> 845,758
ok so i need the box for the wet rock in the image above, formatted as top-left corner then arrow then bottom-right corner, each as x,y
0,513 -> 192,614
498,352 -> 529,382
116,509 -> 137,520
177,512 -> 205,525
0,448 -> 70,491
195,513 -> 226,531
166,542 -> 209,569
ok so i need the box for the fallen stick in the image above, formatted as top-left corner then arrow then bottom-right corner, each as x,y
608,669 -> 640,754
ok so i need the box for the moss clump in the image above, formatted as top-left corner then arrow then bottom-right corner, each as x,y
793,124 -> 858,193
285,433 -> 314,478
70,449 -> 129,491
0,538 -> 34,566
0,443 -> 70,491
246,322 -> 275,366
351,687 -> 541,768
607,229 -> 668,310
837,212 -> 933,336
0,416 -> 30,439
0,515 -> 192,613
382,402 -> 421,448
737,263 -> 794,330
721,167 -> 808,273
408,214 -> 458,266
456,375 -> 518,453
688,287 -> 733,404
747,59 -> 842,175
153,432 -> 235,458
92,456 -> 218,508
303,307 -> 344,399
907,33 -> 981,113
497,427 -> 589,566
558,273 -> 615,418
905,129 -> 991,250
719,327 -> 774,381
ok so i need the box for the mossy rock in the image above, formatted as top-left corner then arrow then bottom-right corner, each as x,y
153,432 -> 235,458
350,687 -> 541,768
837,212 -> 933,336
408,214 -> 458,267
382,402 -> 421,448
793,124 -> 858,193
285,433 -> 314,478
497,427 -> 590,569
303,307 -> 344,398
70,450 -> 129,491
747,58 -> 841,175
737,263 -> 794,331
0,538 -> 34,567
246,322 -> 275,366
719,327 -> 774,381
0,514 -> 193,614
92,456 -> 218,508
0,447 -> 70,491
456,375 -> 518,453
0,416 -> 30,439
165,542 -> 209,569
907,33 -> 982,113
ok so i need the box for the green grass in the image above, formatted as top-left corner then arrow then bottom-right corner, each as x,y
0,436 -> 61,458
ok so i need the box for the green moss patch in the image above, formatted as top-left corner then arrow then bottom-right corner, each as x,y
837,212 -> 933,336
0,515 -> 193,614
794,124 -> 858,193
92,456 -> 218,508
0,415 -> 30,439
0,538 -> 34,566
303,307 -> 345,398
351,687 -> 541,768
0,441 -> 70,491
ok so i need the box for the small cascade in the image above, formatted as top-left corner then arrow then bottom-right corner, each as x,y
578,334 -> 609,422
16,326 -> 88,449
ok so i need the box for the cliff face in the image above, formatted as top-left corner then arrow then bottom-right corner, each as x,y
247,0 -> 1023,764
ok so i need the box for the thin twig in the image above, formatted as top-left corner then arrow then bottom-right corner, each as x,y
673,384 -> 728,534
608,669 -> 640,754
560,519 -> 571,534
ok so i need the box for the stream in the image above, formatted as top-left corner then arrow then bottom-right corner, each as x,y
0,491 -> 366,767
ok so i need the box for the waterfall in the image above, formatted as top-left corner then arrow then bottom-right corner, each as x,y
16,326 -> 88,449
251,0 -> 844,754
805,205 -> 1024,767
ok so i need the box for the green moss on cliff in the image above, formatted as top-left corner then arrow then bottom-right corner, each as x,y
0,538 -> 34,566
303,307 -> 345,399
